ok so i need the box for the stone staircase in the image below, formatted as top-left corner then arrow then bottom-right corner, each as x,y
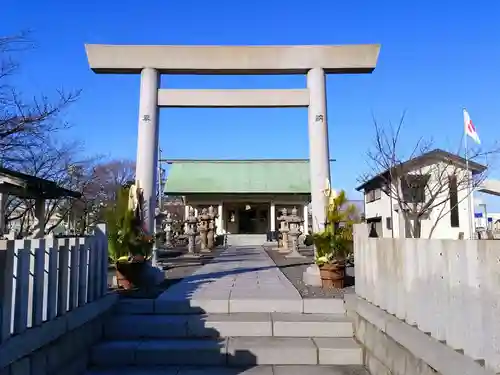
225,234 -> 267,247
85,297 -> 368,374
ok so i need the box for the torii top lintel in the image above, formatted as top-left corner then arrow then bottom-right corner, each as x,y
85,44 -> 380,75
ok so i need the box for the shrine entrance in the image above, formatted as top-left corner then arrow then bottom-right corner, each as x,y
85,43 -> 380,236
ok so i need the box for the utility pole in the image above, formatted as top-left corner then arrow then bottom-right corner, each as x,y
158,147 -> 163,211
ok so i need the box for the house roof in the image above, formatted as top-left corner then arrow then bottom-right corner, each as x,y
356,149 -> 487,191
164,159 -> 312,195
0,167 -> 82,199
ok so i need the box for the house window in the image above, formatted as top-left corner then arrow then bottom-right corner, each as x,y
386,217 -> 392,230
365,188 -> 382,203
449,175 -> 460,227
401,175 -> 429,203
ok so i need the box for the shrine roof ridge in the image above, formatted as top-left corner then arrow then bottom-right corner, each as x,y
160,158 -> 336,164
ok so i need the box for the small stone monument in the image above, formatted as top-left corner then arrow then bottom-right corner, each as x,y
154,209 -> 167,249
286,207 -> 305,258
277,208 -> 290,253
163,212 -> 174,248
154,208 -> 164,233
198,208 -> 210,252
185,207 -> 199,255
207,205 -> 218,250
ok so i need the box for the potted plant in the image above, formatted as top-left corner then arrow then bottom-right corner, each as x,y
313,190 -> 357,289
303,231 -> 314,246
105,185 -> 154,289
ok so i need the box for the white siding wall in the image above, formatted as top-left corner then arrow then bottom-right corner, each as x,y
415,164 -> 473,239
363,163 -> 474,239
364,189 -> 393,237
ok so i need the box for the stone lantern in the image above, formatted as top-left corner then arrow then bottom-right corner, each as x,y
198,208 -> 210,252
286,207 -> 305,258
163,212 -> 174,248
185,207 -> 199,255
277,208 -> 289,253
207,206 -> 218,250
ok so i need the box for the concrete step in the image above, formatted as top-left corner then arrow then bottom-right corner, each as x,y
90,337 -> 362,366
86,365 -> 370,374
226,235 -> 267,246
104,313 -> 353,339
115,297 -> 345,314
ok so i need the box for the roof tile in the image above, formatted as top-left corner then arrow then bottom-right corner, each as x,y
164,160 -> 311,194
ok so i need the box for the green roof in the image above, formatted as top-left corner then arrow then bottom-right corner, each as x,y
164,160 -> 311,194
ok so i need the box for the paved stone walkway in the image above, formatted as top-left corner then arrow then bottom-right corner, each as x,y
155,246 -> 303,313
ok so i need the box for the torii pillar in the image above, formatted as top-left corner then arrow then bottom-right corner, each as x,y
85,44 -> 380,238
135,67 -> 160,232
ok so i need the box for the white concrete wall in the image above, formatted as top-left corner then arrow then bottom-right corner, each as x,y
354,223 -> 500,373
346,294 -> 493,375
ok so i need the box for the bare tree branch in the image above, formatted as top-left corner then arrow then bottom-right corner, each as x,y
0,32 -> 80,167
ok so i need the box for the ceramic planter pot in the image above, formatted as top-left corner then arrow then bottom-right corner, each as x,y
131,254 -> 145,263
115,268 -> 133,290
319,262 -> 345,289
115,261 -> 147,289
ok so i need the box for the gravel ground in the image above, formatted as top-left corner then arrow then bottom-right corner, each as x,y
109,247 -> 224,299
264,245 -> 355,299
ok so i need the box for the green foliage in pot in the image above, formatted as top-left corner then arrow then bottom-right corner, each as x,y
303,233 -> 314,246
313,190 -> 357,267
117,210 -> 154,260
105,186 -> 131,264
104,185 -> 154,264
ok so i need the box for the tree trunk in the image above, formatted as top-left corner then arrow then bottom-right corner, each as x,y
402,213 -> 421,238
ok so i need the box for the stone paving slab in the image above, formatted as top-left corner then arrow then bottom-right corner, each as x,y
303,298 -> 345,314
229,299 -> 303,313
188,313 -> 272,337
104,312 -> 355,339
85,365 -> 370,375
314,338 -> 363,365
136,339 -> 228,366
155,246 -> 302,313
178,367 -> 273,375
273,365 -> 370,375
226,337 -> 317,365
272,313 -> 353,337
104,315 -> 189,339
90,337 -> 362,366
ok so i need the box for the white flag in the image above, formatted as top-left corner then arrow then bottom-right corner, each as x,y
463,109 -> 481,144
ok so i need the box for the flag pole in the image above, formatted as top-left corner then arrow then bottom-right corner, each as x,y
463,108 -> 473,239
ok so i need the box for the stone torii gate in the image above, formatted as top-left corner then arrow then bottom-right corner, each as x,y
85,44 -> 380,234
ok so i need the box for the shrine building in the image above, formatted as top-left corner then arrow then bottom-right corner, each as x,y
163,159 -> 313,241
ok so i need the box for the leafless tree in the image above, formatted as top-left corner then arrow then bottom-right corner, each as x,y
5,140 -> 98,235
0,32 -> 80,165
80,159 -> 136,229
6,154 -> 137,236
91,159 -> 135,202
359,113 -> 499,238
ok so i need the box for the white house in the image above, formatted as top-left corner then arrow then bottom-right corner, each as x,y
356,149 -> 486,239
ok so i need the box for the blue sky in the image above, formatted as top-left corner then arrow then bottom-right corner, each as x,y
3,0 -> 500,208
